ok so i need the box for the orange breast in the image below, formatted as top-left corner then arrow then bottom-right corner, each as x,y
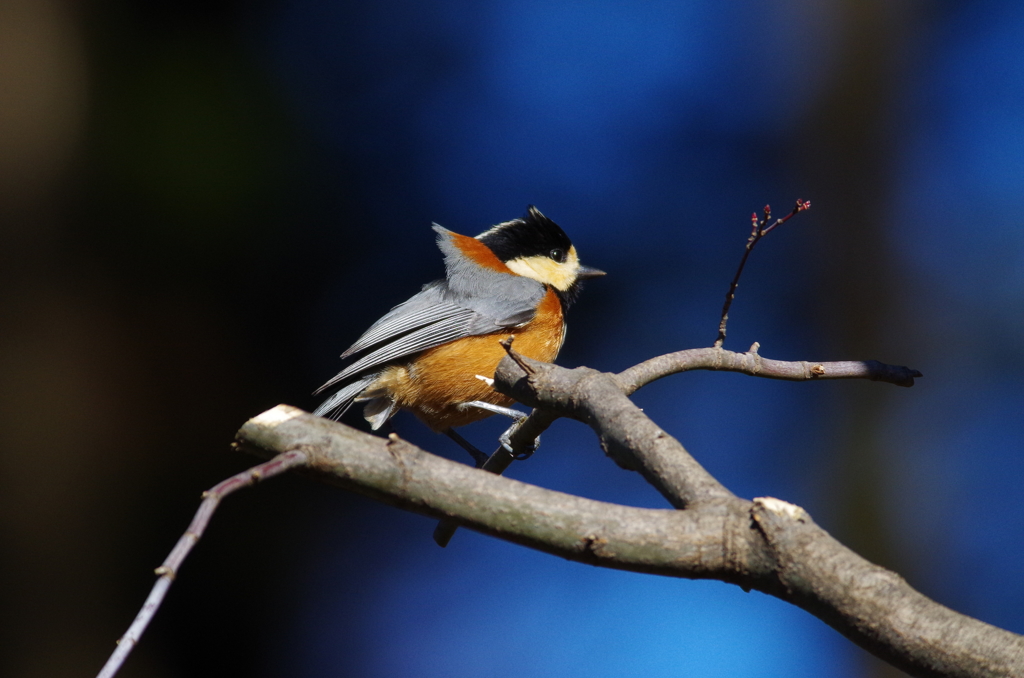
378,288 -> 565,431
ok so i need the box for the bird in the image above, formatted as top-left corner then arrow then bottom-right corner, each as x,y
313,206 -> 604,465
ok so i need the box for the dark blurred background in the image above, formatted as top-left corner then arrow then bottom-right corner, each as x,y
2,1 -> 1023,676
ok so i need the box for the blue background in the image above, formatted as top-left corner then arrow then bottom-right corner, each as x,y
1,1 -> 1023,677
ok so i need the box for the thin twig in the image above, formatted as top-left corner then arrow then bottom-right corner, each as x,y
616,346 -> 921,395
499,335 -> 536,375
714,199 -> 810,348
95,449 -> 308,678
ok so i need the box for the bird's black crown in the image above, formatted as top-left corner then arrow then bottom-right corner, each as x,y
477,206 -> 573,263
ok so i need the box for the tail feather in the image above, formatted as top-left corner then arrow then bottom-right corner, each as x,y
361,396 -> 398,430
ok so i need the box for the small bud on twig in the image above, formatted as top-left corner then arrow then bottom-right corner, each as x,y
714,199 -> 811,348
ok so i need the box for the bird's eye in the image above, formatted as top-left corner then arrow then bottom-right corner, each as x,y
549,248 -> 566,263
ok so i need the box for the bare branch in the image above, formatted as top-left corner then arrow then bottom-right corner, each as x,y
96,448 -> 307,678
715,199 -> 810,348
98,341 -> 931,675
617,345 -> 923,394
493,354 -> 732,508
237,405 -> 1024,678
237,406 -> 768,579
435,342 -> 921,545
492,345 -> 920,510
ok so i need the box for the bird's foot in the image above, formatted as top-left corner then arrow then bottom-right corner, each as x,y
500,423 -> 540,461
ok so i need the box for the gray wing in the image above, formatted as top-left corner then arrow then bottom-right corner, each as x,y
318,307 -> 484,390
340,282 -> 471,358
316,280 -> 543,394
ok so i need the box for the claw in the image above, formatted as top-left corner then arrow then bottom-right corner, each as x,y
500,424 -> 540,461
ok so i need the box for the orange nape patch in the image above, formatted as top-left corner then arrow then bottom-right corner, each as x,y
370,288 -> 566,432
448,231 -> 512,273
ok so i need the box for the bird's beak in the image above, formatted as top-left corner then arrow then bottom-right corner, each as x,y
576,265 -> 606,280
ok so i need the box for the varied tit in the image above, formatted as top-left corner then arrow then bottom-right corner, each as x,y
313,206 -> 604,464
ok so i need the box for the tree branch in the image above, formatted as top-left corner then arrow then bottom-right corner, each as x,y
617,344 -> 922,395
493,357 -> 732,507
237,406 -> 769,580
96,448 -> 307,678
99,343 -> 969,678
237,404 -> 1024,678
434,343 -> 921,545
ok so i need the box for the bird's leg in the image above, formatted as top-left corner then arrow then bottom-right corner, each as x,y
444,428 -> 489,468
459,400 -> 527,422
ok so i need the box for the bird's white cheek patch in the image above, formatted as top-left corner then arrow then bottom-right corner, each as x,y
505,253 -> 579,291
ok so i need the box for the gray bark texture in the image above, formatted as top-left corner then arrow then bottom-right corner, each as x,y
235,349 -> 1024,678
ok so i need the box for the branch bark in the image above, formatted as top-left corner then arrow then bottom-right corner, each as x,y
236,406 -> 770,583
237,353 -> 1023,678
617,344 -> 922,394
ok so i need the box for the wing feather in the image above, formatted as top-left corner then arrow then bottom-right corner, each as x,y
341,304 -> 473,357
340,282 -> 473,358
327,316 -> 479,385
